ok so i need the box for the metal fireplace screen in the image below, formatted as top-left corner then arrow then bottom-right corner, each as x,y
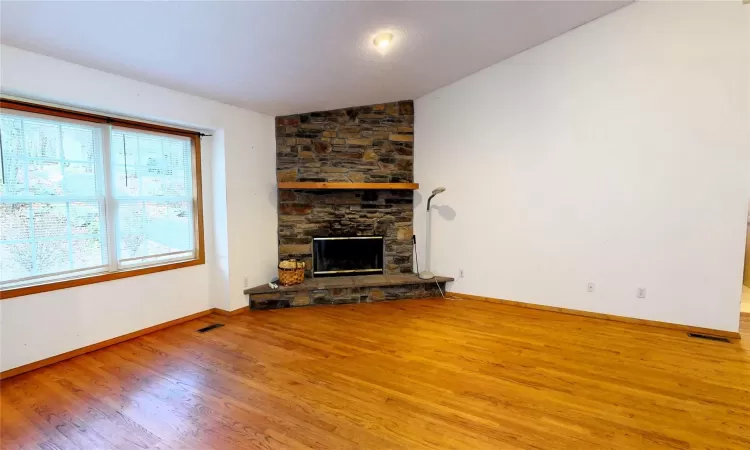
312,236 -> 384,277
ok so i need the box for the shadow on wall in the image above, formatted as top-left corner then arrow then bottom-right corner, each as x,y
268,183 -> 278,207
414,190 -> 423,209
413,192 -> 458,218
431,204 -> 457,221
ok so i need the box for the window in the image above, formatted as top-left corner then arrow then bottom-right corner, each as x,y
0,100 -> 204,298
111,129 -> 196,268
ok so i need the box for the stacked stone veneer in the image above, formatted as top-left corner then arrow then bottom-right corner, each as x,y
276,101 -> 415,278
276,100 -> 414,183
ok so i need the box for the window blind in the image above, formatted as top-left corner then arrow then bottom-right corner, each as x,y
111,129 -> 195,268
0,113 -> 109,288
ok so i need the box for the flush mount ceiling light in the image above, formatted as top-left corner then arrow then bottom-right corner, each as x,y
373,32 -> 393,49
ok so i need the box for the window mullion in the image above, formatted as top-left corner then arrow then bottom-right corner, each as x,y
21,118 -> 29,195
20,119 -> 39,276
29,202 -> 37,276
58,123 -> 74,271
65,202 -> 73,270
101,124 -> 119,272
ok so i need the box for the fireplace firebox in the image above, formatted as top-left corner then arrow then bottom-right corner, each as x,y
313,236 -> 384,277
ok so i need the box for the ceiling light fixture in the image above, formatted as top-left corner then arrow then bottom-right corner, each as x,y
373,32 -> 393,49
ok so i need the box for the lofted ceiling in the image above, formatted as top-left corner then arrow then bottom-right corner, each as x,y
0,1 -> 629,116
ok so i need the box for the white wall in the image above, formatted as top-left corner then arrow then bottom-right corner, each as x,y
415,2 -> 749,332
0,45 -> 277,371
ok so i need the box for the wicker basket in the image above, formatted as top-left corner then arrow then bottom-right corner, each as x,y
278,259 -> 305,286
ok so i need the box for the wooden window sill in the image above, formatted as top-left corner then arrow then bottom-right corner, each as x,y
0,258 -> 205,300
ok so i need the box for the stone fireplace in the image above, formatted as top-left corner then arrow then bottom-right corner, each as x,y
244,100 -> 451,309
278,189 -> 414,278
276,101 -> 416,277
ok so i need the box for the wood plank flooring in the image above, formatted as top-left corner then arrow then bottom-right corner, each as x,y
1,298 -> 749,449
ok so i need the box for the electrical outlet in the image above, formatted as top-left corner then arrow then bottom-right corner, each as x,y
244,277 -> 249,288
459,269 -> 464,279
636,287 -> 646,299
587,282 -> 595,293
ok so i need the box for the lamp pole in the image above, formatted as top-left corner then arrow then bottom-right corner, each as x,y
418,187 -> 446,280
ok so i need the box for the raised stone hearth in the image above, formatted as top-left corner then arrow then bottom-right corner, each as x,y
244,274 -> 453,310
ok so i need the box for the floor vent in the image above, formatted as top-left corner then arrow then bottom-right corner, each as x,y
197,324 -> 224,333
687,333 -> 730,343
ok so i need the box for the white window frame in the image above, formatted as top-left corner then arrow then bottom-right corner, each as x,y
108,126 -> 198,270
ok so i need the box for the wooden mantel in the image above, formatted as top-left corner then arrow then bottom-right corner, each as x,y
278,182 -> 419,190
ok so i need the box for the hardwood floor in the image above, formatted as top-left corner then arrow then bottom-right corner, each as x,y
2,298 -> 749,449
